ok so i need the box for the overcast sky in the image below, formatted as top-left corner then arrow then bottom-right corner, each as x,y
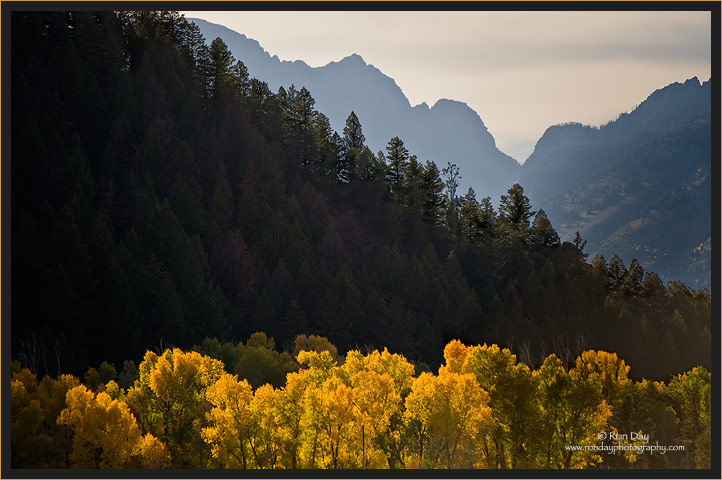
184,10 -> 711,162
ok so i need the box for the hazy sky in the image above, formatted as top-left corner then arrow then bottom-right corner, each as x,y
184,10 -> 711,162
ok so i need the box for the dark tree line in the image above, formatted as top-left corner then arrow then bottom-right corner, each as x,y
11,11 -> 710,380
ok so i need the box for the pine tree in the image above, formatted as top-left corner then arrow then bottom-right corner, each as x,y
385,137 -> 409,201
421,161 -> 445,225
624,259 -> 644,295
404,155 -> 424,210
606,255 -> 627,291
531,210 -> 560,247
573,231 -> 588,260
342,111 -> 365,151
459,187 -> 482,242
205,37 -> 234,97
499,183 -> 536,241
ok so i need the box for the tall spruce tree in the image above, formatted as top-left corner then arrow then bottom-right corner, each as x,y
343,111 -> 365,151
421,160 -> 445,225
499,183 -> 535,241
385,137 -> 409,201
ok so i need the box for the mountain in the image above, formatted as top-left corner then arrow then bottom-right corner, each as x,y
519,78 -> 712,288
189,18 -> 520,201
193,17 -> 711,288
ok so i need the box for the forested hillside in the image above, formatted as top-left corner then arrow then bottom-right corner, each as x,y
11,11 -> 710,384
189,17 -> 521,201
190,17 -> 712,290
519,79 -> 711,288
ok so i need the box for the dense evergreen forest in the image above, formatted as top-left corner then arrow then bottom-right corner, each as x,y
10,10 -> 712,379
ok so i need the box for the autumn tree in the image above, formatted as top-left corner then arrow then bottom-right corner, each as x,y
58,384 -> 169,468
535,354 -> 611,468
201,373 -> 256,468
462,343 -> 541,468
667,366 -> 711,468
125,348 -> 225,467
404,368 -> 493,468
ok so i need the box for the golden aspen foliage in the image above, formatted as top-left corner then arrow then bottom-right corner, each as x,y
249,383 -> 284,468
103,380 -> 124,401
573,350 -> 631,405
535,354 -> 611,468
137,433 -> 172,468
7,339 -> 712,470
296,349 -> 337,385
11,369 -> 81,468
293,334 -> 340,363
298,382 -> 326,468
37,373 -> 82,467
57,385 -> 142,468
404,370 -> 493,468
202,373 -> 255,468
571,350 -> 636,468
361,347 -> 416,393
462,343 -> 541,468
352,348 -> 415,468
272,370 -> 311,468
313,378 -> 357,468
11,375 -> 53,467
441,339 -> 469,374
349,370 -> 398,464
126,348 -> 225,468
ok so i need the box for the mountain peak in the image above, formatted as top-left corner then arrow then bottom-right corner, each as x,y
340,53 -> 366,65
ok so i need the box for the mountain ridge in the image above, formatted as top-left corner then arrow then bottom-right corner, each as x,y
189,17 -> 520,200
190,17 -> 711,288
523,81 -> 711,288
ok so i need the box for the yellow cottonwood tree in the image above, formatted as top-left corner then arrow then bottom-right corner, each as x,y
573,350 -> 631,406
273,370 -> 310,468
249,383 -> 284,468
535,354 -> 611,468
137,433 -> 172,468
302,377 -> 357,468
404,369 -> 493,468
11,374 -> 52,468
57,385 -> 141,468
462,343 -> 541,468
349,369 -> 398,468
126,348 -> 225,467
201,372 -> 254,468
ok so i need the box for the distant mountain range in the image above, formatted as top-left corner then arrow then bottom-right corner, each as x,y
189,18 -> 520,201
520,78 -> 711,289
190,18 -> 712,289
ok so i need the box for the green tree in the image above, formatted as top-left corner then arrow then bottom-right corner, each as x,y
462,343 -> 541,468
421,161 -> 445,225
667,366 -> 711,468
205,37 -> 235,97
605,255 -> 627,291
531,210 -> 560,247
498,184 -> 535,241
385,137 -> 409,201
343,111 -> 365,150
